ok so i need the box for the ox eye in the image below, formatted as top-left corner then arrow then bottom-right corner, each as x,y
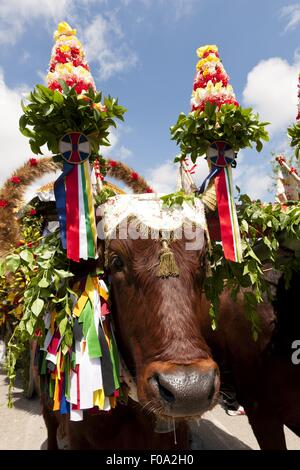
110,255 -> 124,272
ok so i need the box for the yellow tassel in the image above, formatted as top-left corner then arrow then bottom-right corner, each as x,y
157,240 -> 179,278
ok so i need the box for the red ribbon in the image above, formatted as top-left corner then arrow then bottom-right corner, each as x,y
66,167 -> 80,262
214,169 -> 236,261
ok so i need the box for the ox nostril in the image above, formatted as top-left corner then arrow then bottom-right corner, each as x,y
155,375 -> 176,403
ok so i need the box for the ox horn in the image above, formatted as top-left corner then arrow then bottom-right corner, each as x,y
157,239 -> 179,278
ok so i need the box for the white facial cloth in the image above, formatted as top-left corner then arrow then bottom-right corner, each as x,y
96,193 -> 207,239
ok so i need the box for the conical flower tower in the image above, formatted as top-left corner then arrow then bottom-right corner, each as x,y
47,22 -> 96,94
191,45 -> 239,112
192,45 -> 242,263
19,22 -> 126,262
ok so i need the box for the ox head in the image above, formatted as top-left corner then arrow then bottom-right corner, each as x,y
97,194 -> 220,420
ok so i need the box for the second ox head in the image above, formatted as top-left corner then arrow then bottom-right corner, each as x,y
98,196 -> 220,419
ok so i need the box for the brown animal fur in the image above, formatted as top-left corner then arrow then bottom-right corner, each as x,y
199,285 -> 300,450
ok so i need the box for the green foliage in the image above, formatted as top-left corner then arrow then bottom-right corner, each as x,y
94,186 -> 117,205
161,190 -> 197,207
4,231 -> 76,405
204,196 -> 300,339
19,83 -> 126,156
170,102 -> 269,163
287,122 -> 300,159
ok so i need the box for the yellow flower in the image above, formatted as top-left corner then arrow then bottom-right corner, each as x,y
196,55 -> 218,70
196,44 -> 218,58
60,45 -> 70,53
215,82 -> 222,92
54,22 -> 77,41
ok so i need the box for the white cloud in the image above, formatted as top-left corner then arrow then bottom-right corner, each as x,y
233,152 -> 273,201
145,157 -> 211,194
0,0 -> 73,45
117,145 -> 132,160
145,160 -> 178,194
101,126 -> 133,162
83,15 -> 138,80
281,3 -> 300,31
162,0 -> 199,21
0,70 -> 57,199
0,70 -> 31,183
243,57 -> 299,134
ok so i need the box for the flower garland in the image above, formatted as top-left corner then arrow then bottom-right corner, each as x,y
191,45 -> 239,112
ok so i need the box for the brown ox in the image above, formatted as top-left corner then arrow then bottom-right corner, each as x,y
200,270 -> 300,450
44,229 -> 300,449
43,231 -> 221,450
43,238 -> 300,450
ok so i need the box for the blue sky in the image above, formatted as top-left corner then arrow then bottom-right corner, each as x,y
0,0 -> 299,201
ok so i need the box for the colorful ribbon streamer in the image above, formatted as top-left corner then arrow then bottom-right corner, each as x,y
214,166 -> 242,262
39,275 -> 120,421
54,160 -> 97,262
198,144 -> 242,263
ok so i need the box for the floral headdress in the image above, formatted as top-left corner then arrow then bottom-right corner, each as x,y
191,45 -> 238,112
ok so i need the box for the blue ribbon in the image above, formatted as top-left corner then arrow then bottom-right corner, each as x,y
198,165 -> 222,194
60,375 -> 70,415
54,162 -> 74,249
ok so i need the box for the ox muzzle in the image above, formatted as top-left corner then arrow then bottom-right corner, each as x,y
140,358 -> 219,418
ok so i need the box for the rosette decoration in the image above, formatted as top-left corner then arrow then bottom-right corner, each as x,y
171,44 -> 269,262
19,22 -> 126,262
39,275 -> 120,421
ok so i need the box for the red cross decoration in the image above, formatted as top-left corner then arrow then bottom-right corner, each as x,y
58,132 -> 91,164
206,141 -> 236,168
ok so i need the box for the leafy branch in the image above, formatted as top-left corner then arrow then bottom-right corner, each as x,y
19,82 -> 126,156
171,102 -> 269,163
204,195 -> 300,339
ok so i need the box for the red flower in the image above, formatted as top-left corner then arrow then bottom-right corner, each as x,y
71,47 -> 80,57
290,166 -> 299,175
29,158 -> 38,166
10,176 -> 21,184
27,242 -> 33,248
109,160 -> 118,167
276,155 -> 286,165
75,80 -> 89,94
131,172 -> 139,181
54,49 -> 67,64
0,200 -> 8,208
48,81 -> 62,92
29,209 -> 37,216
146,187 -> 154,193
